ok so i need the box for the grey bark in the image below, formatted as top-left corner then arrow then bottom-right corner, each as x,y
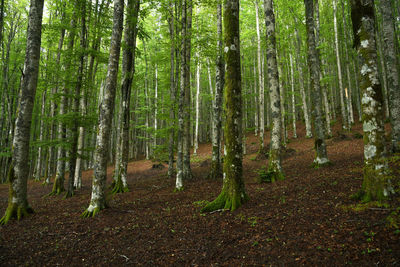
380,0 -> 400,153
83,0 -> 124,216
1,0 -> 44,224
264,0 -> 284,182
304,0 -> 329,166
209,0 -> 224,180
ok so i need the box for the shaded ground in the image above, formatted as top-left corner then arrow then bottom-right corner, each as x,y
0,122 -> 399,266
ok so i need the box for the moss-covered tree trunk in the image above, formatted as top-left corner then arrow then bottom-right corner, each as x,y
82,0 -> 124,217
112,0 -> 140,194
0,0 -> 44,224
350,0 -> 395,202
262,0 -> 284,183
304,0 -> 330,167
379,0 -> 400,153
209,0 -> 224,180
201,0 -> 248,213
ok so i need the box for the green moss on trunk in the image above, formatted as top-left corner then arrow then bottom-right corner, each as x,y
0,165 -> 34,225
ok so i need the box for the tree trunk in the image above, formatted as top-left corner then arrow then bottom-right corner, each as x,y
0,0 -> 44,224
167,5 -> 176,178
379,0 -> 400,153
293,18 -> 312,138
333,0 -> 349,130
34,91 -> 46,181
255,0 -> 265,149
194,54 -> 200,155
289,54 -> 297,139
201,0 -> 248,212
350,0 -> 395,201
82,0 -> 124,217
263,0 -> 284,182
112,0 -> 140,194
209,1 -> 224,180
50,17 -> 76,196
304,0 -> 329,167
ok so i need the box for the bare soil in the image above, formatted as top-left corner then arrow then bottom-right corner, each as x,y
0,122 -> 399,266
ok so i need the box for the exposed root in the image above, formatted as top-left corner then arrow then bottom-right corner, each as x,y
111,180 -> 129,195
0,204 -> 34,225
81,207 -> 102,218
201,190 -> 248,213
63,190 -> 74,199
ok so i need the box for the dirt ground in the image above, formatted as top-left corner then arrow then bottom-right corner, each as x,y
0,122 -> 399,266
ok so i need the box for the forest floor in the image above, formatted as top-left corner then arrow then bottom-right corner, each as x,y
0,122 -> 400,266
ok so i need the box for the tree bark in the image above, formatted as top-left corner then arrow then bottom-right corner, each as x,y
350,0 -> 395,201
263,0 -> 284,182
0,0 -> 44,224
201,0 -> 248,212
209,0 -> 224,180
379,0 -> 400,153
255,0 -> 265,149
333,0 -> 349,130
304,0 -> 329,167
82,0 -> 124,217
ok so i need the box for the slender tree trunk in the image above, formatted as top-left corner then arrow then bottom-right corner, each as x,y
253,56 -> 259,136
263,0 -> 284,182
194,54 -> 200,155
0,0 -> 44,225
293,18 -> 312,138
34,91 -> 46,181
66,0 -> 87,198
154,64 -> 158,149
50,17 -> 76,196
112,0 -> 140,194
333,0 -> 349,130
379,0 -> 400,153
183,0 -> 193,180
304,0 -> 329,167
289,54 -> 297,138
209,1 -> 224,180
201,0 -> 248,212
255,0 -> 265,149
82,0 -> 124,217
342,2 -> 354,125
350,0 -> 395,201
167,6 -> 176,178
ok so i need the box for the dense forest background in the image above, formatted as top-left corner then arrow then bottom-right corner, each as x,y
0,0 -> 399,224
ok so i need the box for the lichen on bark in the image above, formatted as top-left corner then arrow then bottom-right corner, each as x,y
350,0 -> 395,201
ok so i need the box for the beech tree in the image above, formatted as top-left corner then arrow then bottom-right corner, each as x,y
379,0 -> 400,153
112,0 -> 140,194
263,0 -> 284,182
82,0 -> 124,217
0,0 -> 44,224
209,0 -> 224,180
304,0 -> 329,167
350,0 -> 395,201
201,0 -> 248,212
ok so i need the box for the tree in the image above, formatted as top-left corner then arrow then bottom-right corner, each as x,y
209,0 -> 224,180
350,0 -> 395,201
201,0 -> 248,212
0,0 -> 44,224
262,0 -> 284,183
82,0 -> 124,217
379,0 -> 400,153
112,0 -> 140,194
304,0 -> 329,167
